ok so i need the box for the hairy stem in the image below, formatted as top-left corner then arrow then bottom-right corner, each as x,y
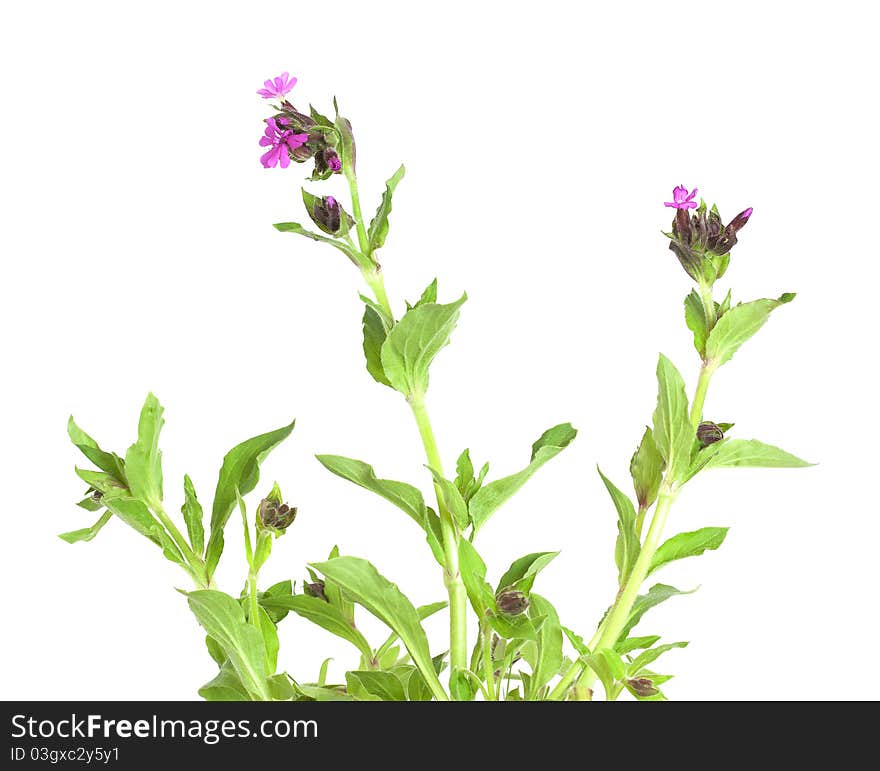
690,364 -> 716,428
344,166 -> 370,255
409,394 -> 468,690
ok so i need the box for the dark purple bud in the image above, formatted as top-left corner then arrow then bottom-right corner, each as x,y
627,677 -> 659,698
91,489 -> 103,502
669,241 -> 702,281
496,588 -> 529,616
258,498 -> 298,532
304,581 -> 328,602
312,195 -> 342,234
697,421 -> 725,448
672,208 -> 692,242
325,148 -> 342,172
727,207 -> 753,233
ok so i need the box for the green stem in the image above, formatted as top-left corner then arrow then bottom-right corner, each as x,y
344,166 -> 370,256
634,503 -> 649,540
409,394 -> 468,690
690,363 -> 716,429
699,281 -> 717,330
482,623 -> 496,701
247,570 -> 261,632
363,267 -> 394,321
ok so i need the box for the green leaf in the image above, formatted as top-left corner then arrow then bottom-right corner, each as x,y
322,544 -> 355,625
181,474 -> 205,555
458,539 -> 496,616
362,300 -> 392,387
585,648 -> 626,698
301,188 -> 355,237
649,527 -> 729,575
273,221 -> 366,268
684,290 -> 708,357
380,294 -> 467,398
259,593 -> 372,660
488,610 -> 540,641
257,606 -> 279,674
367,164 -> 406,255
187,590 -> 270,701
598,468 -> 641,585
205,419 -> 295,575
695,439 -> 812,471
59,510 -> 113,544
630,427 -> 665,510
628,641 -> 688,675
310,556 -> 445,700
469,423 -> 578,534
652,355 -> 692,482
346,670 -> 407,701
496,551 -> 559,594
620,584 -> 694,639
562,626 -> 590,656
401,667 -> 433,701
267,674 -> 295,701
74,468 -> 127,497
100,494 -> 162,545
67,417 -> 126,482
408,277 -> 438,310
258,580 -> 293,623
205,636 -> 226,666
427,468 -> 470,529
705,293 -> 796,367
124,393 -> 164,508
198,661 -> 249,701
315,454 -> 427,530
527,594 -> 563,699
614,635 -> 661,655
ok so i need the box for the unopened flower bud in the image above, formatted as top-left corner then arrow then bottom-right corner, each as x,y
697,421 -> 725,448
312,195 -> 342,234
258,498 -> 297,533
496,588 -> 529,616
627,677 -> 659,698
304,580 -> 328,602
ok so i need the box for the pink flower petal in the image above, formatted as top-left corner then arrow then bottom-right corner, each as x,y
259,136 -> 273,147
279,150 -> 290,169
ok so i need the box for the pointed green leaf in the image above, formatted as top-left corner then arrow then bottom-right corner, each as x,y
705,293 -> 795,367
562,626 -> 590,656
684,290 -> 708,357
310,556 -> 445,700
630,427 -> 665,510
458,539 -> 496,615
427,468 -> 470,529
410,277 -> 438,309
598,468 -> 641,585
649,527 -> 729,575
362,299 -> 392,387
367,164 -> 406,254
620,584 -> 695,639
59,510 -> 113,544
615,635 -> 661,655
496,551 -> 559,594
181,474 -> 205,555
187,590 -> 271,701
380,294 -> 467,398
652,355 -> 692,482
273,221 -> 366,268
100,494 -> 163,545
315,454 -> 427,529
74,468 -> 127,497
628,641 -> 688,675
205,419 -> 295,574
469,423 -> 577,534
527,594 -> 563,699
124,393 -> 164,508
259,593 -> 372,660
67,417 -> 126,482
696,439 -> 812,471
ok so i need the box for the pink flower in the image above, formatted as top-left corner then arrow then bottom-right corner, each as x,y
259,118 -> 308,169
257,72 -> 297,99
664,185 -> 699,210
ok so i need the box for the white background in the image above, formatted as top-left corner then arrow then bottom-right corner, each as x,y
2,1 -> 878,701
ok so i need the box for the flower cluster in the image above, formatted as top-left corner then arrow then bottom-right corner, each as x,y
256,73 -> 343,177
665,186 -> 753,284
